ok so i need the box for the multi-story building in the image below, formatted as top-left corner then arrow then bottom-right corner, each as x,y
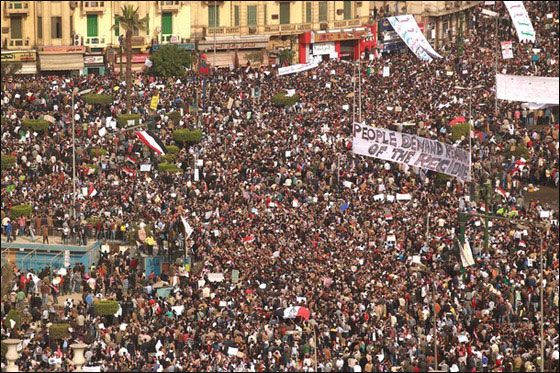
1,1 -> 480,74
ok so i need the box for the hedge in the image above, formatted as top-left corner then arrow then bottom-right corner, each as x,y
89,148 -> 108,157
435,173 -> 452,187
157,162 -> 182,173
117,114 -> 141,128
165,145 -> 179,154
451,122 -> 472,142
6,309 -> 21,329
167,111 -> 182,124
161,154 -> 177,163
10,205 -> 32,218
272,93 -> 300,107
22,119 -> 49,133
49,323 -> 71,340
173,129 -> 203,146
506,145 -> 531,160
1,154 -> 16,170
82,94 -> 113,106
93,300 -> 119,316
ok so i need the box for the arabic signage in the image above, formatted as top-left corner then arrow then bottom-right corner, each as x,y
84,55 -> 104,65
315,30 -> 367,42
1,51 -> 36,62
152,43 -> 195,51
38,46 -> 86,54
197,41 -> 268,50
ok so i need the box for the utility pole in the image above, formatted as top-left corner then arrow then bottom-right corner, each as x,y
71,88 -> 77,220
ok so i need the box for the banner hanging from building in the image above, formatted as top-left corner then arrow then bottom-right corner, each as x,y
504,1 -> 536,43
278,62 -> 319,76
352,123 -> 471,181
501,41 -> 514,59
496,74 -> 559,105
387,15 -> 442,62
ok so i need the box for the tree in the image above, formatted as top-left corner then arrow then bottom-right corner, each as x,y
1,261 -> 14,300
151,45 -> 192,77
112,5 -> 148,113
0,61 -> 22,79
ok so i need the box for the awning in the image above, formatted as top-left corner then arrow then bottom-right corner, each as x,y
206,51 -> 234,67
40,54 -> 84,71
18,62 -> 37,74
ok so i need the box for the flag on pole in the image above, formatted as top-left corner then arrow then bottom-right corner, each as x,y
276,306 -> 311,321
495,187 -> 508,199
519,240 -> 527,248
126,155 -> 138,164
242,235 -> 256,244
88,185 -> 98,197
135,130 -> 167,155
122,167 -> 135,177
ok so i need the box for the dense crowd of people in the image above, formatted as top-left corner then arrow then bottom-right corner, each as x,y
1,1 -> 559,372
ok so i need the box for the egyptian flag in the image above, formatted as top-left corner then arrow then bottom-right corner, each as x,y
275,306 -> 311,321
199,55 -> 209,75
495,187 -> 507,199
126,155 -> 138,164
96,87 -> 104,94
519,240 -> 527,248
479,203 -> 486,212
136,130 -> 167,155
450,116 -> 466,126
88,185 -> 98,197
122,167 -> 135,177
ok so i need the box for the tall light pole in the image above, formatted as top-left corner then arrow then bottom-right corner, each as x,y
71,87 -> 79,220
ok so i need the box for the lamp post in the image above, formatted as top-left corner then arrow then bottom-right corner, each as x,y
71,87 -> 79,220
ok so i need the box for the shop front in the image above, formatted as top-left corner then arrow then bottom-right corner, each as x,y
197,36 -> 270,68
84,54 -> 105,75
38,46 -> 85,76
113,54 -> 150,74
0,50 -> 37,74
308,28 -> 371,61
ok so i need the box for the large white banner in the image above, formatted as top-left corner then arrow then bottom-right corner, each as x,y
496,74 -> 559,105
278,62 -> 319,76
387,15 -> 442,62
352,123 -> 471,181
504,1 -> 536,43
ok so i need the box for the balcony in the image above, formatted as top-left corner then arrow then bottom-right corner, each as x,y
82,1 -> 105,13
5,1 -> 29,14
207,27 -> 240,35
160,34 -> 181,43
84,35 -> 107,47
334,19 -> 362,28
8,37 -> 31,48
157,1 -> 181,13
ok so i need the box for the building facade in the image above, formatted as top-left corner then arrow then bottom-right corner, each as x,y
1,1 -> 480,74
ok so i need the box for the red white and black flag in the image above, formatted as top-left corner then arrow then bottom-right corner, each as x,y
135,130 -> 167,155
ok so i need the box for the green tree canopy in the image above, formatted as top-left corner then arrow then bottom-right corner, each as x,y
151,45 -> 193,77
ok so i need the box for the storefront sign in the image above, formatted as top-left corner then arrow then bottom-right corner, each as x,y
84,55 -> 104,65
1,51 -> 36,62
315,30 -> 367,43
198,41 -> 268,51
313,42 -> 335,55
118,54 -> 149,64
152,43 -> 195,51
38,46 -> 85,54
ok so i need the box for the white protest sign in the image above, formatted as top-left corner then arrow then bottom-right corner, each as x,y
383,66 -> 390,77
207,273 -> 225,282
504,1 -> 536,42
352,122 -> 471,181
278,62 -> 318,76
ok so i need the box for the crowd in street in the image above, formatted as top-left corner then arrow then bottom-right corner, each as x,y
1,1 -> 559,372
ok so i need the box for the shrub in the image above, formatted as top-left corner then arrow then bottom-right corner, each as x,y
157,162 -> 182,173
1,155 -> 16,170
87,216 -> 102,225
167,111 -> 181,124
272,93 -> 300,107
117,114 -> 141,128
161,154 -> 177,163
506,145 -> 531,160
82,94 -> 113,106
49,323 -> 71,340
22,119 -> 49,133
89,148 -> 108,157
165,145 -> 179,154
173,129 -> 203,146
93,300 -> 120,316
435,173 -> 452,187
10,205 -> 32,218
451,122 -> 472,142
6,309 -> 21,330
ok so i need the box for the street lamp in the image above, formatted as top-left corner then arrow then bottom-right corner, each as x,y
71,87 -> 79,220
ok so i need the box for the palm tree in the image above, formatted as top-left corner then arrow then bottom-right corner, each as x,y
112,5 -> 147,113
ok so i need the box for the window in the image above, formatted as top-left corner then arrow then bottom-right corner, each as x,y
343,1 -> 352,20
51,17 -> 62,39
234,5 -> 239,27
114,15 -> 119,37
264,4 -> 267,25
247,5 -> 257,26
306,2 -> 312,23
87,14 -> 98,37
10,16 -> 22,39
162,12 -> 172,34
208,5 -> 219,27
37,16 -> 42,38
279,2 -> 290,25
319,2 -> 327,22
